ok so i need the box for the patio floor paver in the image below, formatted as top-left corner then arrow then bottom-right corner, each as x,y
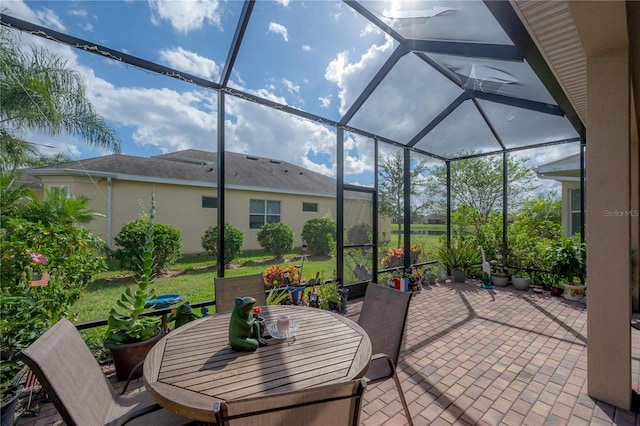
12,280 -> 640,425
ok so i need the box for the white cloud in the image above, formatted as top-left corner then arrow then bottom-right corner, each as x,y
79,23 -> 94,32
282,79 -> 300,95
159,47 -> 220,80
275,0 -> 290,6
36,8 -> 66,32
325,36 -> 395,115
302,45 -> 311,52
268,22 -> 289,42
69,9 -> 87,17
149,0 -> 222,33
318,95 -> 332,108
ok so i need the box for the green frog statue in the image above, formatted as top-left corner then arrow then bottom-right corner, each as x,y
229,296 -> 267,351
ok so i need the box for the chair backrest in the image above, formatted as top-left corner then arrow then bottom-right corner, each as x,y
214,273 -> 266,313
358,283 -> 411,366
214,379 -> 366,426
17,318 -> 117,426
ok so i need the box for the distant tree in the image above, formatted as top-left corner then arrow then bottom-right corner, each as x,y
425,151 -> 538,230
378,151 -> 429,248
0,26 -> 120,173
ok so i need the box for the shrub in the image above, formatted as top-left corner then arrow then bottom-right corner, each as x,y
301,215 -> 336,256
0,218 -> 108,403
347,222 -> 371,245
114,216 -> 182,275
201,223 -> 244,266
257,222 -> 294,258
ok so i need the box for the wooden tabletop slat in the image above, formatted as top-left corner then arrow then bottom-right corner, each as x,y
143,305 -> 372,423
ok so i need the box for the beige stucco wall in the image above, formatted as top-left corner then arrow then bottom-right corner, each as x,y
570,0 -> 636,409
37,175 -> 391,254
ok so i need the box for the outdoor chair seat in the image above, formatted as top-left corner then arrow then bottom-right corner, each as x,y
17,318 -> 195,426
214,273 -> 266,313
358,282 -> 413,426
214,378 -> 367,425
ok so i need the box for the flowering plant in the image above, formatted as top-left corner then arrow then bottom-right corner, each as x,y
381,245 -> 422,268
28,252 -> 49,277
263,265 -> 301,287
252,306 -> 262,316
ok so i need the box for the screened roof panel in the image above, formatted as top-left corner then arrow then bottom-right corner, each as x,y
359,0 -> 513,45
6,1 -> 240,81
427,53 -> 556,105
414,99 -> 502,157
228,1 -> 393,122
347,52 -> 464,144
479,100 -> 580,149
1,0 -> 584,164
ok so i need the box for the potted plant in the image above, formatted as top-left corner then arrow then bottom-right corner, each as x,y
546,238 -> 586,301
104,202 -> 162,381
490,260 -> 510,287
437,241 -> 480,283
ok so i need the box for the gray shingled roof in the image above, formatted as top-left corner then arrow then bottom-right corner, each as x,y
26,150 -> 336,196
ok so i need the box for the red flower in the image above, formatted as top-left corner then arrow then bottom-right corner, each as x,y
253,306 -> 262,315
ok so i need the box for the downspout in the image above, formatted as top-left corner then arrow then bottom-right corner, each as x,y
107,177 -> 112,250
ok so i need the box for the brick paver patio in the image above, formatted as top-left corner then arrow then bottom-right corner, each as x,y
13,280 -> 640,425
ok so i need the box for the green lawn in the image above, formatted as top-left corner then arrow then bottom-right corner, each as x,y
73,228 -> 446,324
72,249 -> 337,323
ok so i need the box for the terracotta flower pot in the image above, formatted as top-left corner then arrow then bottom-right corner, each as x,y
105,330 -> 164,381
550,287 -> 563,297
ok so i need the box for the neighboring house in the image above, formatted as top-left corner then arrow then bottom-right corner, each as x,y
23,150 -> 387,253
535,153 -> 584,237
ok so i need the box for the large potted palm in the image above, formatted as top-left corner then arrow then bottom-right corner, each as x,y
546,238 -> 586,301
437,241 -> 480,283
104,203 -> 162,381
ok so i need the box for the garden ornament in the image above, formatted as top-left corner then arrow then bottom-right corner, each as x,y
478,246 -> 493,289
229,296 -> 267,351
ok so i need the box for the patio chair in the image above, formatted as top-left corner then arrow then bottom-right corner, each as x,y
17,318 -> 194,426
213,378 -> 367,425
214,273 -> 266,313
358,282 -> 413,425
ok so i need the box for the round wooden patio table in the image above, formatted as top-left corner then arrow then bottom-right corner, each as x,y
143,305 -> 372,423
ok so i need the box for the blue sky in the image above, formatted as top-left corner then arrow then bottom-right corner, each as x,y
3,0 -> 579,193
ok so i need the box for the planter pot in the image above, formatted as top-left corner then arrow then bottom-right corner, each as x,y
512,276 -> 531,291
105,330 -> 164,381
563,283 -> 585,301
451,268 -> 466,283
550,287 -> 563,297
1,388 -> 20,426
491,273 -> 510,287
532,285 -> 544,294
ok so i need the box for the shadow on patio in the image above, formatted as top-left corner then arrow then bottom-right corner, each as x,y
14,281 -> 640,425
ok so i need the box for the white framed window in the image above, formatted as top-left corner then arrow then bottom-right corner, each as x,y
569,188 -> 583,236
250,199 -> 281,229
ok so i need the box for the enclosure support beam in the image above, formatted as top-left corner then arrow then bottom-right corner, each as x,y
217,92 -> 226,279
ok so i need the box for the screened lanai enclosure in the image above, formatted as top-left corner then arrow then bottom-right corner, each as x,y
1,0 -> 585,298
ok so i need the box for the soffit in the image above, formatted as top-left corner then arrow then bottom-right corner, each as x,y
510,0 -> 587,128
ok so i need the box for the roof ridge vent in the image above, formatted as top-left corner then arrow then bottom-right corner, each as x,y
269,159 -> 281,164
246,155 -> 259,161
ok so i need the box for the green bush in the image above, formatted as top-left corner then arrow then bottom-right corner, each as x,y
301,215 -> 336,256
0,218 -> 108,403
347,222 -> 371,245
201,223 -> 244,266
257,222 -> 294,258
114,217 -> 182,274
